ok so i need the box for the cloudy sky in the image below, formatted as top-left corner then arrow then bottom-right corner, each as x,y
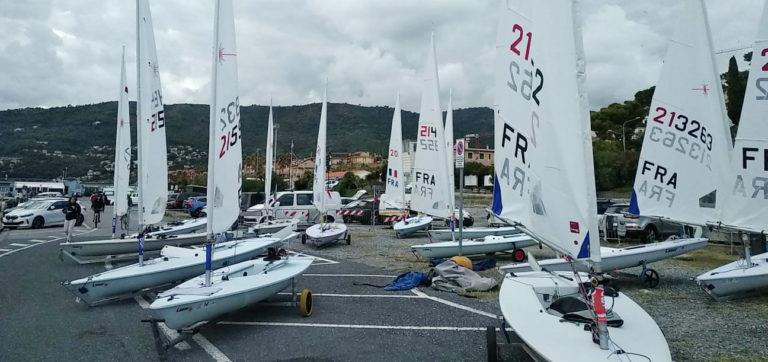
0,0 -> 763,112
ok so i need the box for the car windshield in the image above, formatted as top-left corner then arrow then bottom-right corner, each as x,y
27,201 -> 54,210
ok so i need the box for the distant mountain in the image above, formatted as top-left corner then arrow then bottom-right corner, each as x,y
0,102 -> 494,179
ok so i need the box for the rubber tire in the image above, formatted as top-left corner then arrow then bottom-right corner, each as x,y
346,234 -> 351,245
75,214 -> 84,226
326,215 -> 335,223
298,288 -> 313,317
31,216 -> 44,229
512,248 -> 526,263
486,326 -> 498,362
644,225 -> 658,243
464,217 -> 474,228
641,268 -> 660,288
395,232 -> 401,239
301,233 -> 307,245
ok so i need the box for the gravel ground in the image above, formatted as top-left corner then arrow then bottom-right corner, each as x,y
292,206 -> 768,361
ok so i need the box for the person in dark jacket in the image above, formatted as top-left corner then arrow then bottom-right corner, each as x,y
62,197 -> 82,242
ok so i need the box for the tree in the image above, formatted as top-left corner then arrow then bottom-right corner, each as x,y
337,172 -> 363,197
293,171 -> 313,190
724,56 -> 747,128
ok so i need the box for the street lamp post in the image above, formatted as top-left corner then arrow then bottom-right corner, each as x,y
621,116 -> 644,152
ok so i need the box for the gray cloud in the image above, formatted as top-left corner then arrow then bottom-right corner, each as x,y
0,0 -> 762,111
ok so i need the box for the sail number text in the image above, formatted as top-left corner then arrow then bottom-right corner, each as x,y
218,96 -> 240,159
652,106 -> 713,151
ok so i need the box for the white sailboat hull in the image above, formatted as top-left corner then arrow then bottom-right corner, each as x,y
411,234 -> 536,259
150,218 -> 207,237
695,251 -> 768,299
248,219 -> 297,235
60,232 -> 207,257
500,238 -> 707,273
149,255 -> 314,330
305,223 -> 348,247
428,226 -> 519,241
61,234 -> 291,305
499,272 -> 671,361
393,216 -> 433,238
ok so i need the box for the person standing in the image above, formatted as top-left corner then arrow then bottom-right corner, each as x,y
62,196 -> 82,242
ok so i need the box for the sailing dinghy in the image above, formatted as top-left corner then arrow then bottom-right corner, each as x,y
249,102 -> 297,235
492,1 -> 670,360
696,1 -> 768,299
379,93 -> 409,223
411,234 -> 536,259
61,0 -> 193,262
501,0 -> 728,286
305,83 -> 349,247
150,0 -> 314,330
394,33 -> 452,238
62,228 -> 295,305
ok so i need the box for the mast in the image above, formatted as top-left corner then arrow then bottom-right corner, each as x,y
204,0 -> 222,287
265,100 -> 274,217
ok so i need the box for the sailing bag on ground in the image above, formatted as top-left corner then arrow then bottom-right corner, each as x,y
430,260 -> 497,294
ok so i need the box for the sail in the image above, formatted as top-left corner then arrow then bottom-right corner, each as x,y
445,90 -> 456,212
491,0 -> 600,263
136,0 -> 168,226
113,46 -> 131,218
718,1 -> 768,233
629,0 -> 732,226
381,93 -> 406,210
206,0 -> 242,235
312,85 -> 329,213
264,103 -> 275,214
411,33 -> 452,219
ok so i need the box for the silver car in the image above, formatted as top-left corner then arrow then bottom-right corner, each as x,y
600,203 -> 684,242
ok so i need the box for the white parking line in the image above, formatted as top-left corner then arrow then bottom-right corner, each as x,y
10,243 -> 30,247
29,239 -> 47,243
276,292 -> 422,299
0,229 -> 97,258
303,273 -> 396,278
0,249 -> 10,252
218,321 -> 495,332
411,289 -> 499,319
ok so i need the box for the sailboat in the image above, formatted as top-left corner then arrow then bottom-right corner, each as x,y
420,90 -> 526,257
60,0 -> 207,262
304,83 -> 350,247
248,102 -> 298,235
149,0 -> 313,329
502,0 -> 725,286
492,1 -> 670,360
378,93 -> 408,221
112,46 -> 132,239
696,0 -> 768,299
393,33 -> 446,238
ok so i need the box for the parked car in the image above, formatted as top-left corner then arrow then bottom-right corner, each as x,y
240,192 -> 266,211
184,196 -> 207,217
2,198 -> 84,229
600,203 -> 683,241
243,190 -> 342,227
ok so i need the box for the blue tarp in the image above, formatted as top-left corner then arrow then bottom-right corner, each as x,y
384,271 -> 428,291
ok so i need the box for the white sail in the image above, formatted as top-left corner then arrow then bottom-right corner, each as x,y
445,90 -> 456,212
411,33 -> 451,219
206,0 -> 242,235
491,0 -> 600,264
264,103 -> 275,214
381,92 -> 406,210
312,84 -> 329,214
113,46 -> 131,218
629,0 -> 732,226
136,0 -> 168,226
718,1 -> 768,233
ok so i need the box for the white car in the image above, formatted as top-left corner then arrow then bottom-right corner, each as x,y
243,190 -> 342,227
2,198 -> 84,229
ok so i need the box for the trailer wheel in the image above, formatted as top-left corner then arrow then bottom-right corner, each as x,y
486,326 -> 498,362
301,233 -> 307,245
512,248 -> 526,263
640,268 -> 660,288
298,288 -> 313,317
346,234 -> 351,245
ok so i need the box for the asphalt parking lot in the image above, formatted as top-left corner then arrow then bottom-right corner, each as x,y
0,206 -> 521,361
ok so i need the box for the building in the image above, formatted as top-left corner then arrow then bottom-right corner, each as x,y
401,139 -> 417,187
465,145 -> 494,167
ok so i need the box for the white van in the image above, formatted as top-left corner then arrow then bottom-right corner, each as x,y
243,190 -> 342,228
